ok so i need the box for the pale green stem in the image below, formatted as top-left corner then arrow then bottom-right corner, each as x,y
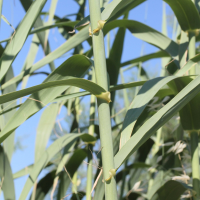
190,131 -> 200,200
189,32 -> 196,75
86,70 -> 96,200
72,172 -> 78,194
88,0 -> 118,199
188,2 -> 200,198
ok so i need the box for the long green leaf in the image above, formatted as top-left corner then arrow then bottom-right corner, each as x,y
0,44 -> 16,162
56,149 -> 87,200
20,34 -> 40,93
114,74 -> 200,169
35,103 -> 59,162
1,1 -> 145,89
2,66 -> 17,162
3,78 -> 146,107
164,0 -> 200,31
0,0 -> 47,82
103,20 -> 179,64
108,13 -> 127,108
30,21 -> 78,35
19,133 -> 93,200
13,164 -> 34,179
0,80 -> 147,117
120,51 -> 169,67
176,53 -> 200,76
168,77 -> 200,130
20,0 -> 55,72
43,0 -> 58,51
0,55 -> 91,144
0,77 -> 108,105
51,144 -> 75,200
0,145 -> 15,200
1,26 -> 89,90
150,180 -> 189,200
29,171 -> 55,200
120,76 -> 181,148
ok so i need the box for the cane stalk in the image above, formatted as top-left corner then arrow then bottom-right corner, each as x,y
88,0 -> 118,199
188,1 -> 200,197
86,69 -> 96,200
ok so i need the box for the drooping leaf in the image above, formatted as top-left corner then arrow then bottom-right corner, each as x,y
0,55 -> 92,144
164,0 -> 200,31
103,20 -> 179,66
0,80 -> 147,118
2,0 -> 146,88
0,77 -> 110,106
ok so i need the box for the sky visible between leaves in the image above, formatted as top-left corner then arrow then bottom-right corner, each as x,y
0,0 -> 174,199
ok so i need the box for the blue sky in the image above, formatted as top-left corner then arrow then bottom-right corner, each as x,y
0,0 -> 175,199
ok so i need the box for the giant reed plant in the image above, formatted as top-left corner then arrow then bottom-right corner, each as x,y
1,0 -> 200,200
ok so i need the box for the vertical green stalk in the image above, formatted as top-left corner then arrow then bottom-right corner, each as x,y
188,2 -> 200,198
190,131 -> 200,200
72,172 -> 78,194
189,32 -> 196,75
88,0 -> 118,199
86,69 -> 96,200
